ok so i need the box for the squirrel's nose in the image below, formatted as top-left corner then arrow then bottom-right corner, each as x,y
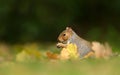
57,37 -> 64,42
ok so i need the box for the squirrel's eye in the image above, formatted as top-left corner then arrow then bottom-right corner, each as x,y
63,34 -> 66,36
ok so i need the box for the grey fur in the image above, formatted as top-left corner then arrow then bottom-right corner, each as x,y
68,31 -> 93,58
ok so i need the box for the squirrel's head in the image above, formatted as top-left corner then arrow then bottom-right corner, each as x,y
57,27 -> 73,43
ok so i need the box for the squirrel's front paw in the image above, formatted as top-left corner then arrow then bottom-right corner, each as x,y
56,43 -> 67,48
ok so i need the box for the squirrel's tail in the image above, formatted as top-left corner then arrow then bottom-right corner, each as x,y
91,41 -> 117,59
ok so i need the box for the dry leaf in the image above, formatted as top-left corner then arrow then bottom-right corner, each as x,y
16,50 -> 31,62
46,51 -> 59,60
60,43 -> 79,60
60,48 -> 70,60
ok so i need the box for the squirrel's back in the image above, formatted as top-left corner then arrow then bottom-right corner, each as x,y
68,30 -> 93,58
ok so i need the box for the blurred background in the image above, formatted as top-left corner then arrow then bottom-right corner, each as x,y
0,0 -> 120,49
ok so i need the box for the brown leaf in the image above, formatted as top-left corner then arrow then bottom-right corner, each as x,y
46,51 -> 59,60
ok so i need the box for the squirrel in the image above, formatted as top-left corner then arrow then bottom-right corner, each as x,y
56,27 -> 94,58
57,27 -> 114,59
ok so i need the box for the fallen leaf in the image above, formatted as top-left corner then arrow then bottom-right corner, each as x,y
60,43 -> 79,60
16,50 -> 31,62
46,51 -> 59,60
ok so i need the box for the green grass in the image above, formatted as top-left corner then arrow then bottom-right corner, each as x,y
0,57 -> 120,75
0,43 -> 120,75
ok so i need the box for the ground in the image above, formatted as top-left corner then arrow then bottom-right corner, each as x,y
0,43 -> 120,75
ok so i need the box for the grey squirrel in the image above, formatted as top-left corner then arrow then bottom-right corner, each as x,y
56,27 -> 94,58
57,27 -> 114,59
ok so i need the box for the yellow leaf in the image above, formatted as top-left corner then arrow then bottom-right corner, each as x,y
16,50 -> 31,62
60,48 -> 70,60
60,43 -> 79,60
67,43 -> 79,59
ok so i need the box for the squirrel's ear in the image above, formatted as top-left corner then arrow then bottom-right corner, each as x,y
66,27 -> 72,31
